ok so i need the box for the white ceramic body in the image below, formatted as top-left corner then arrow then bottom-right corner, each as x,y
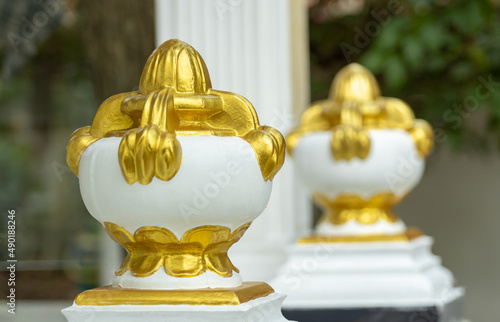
293,129 -> 425,236
79,136 -> 272,236
78,136 -> 272,288
293,129 -> 424,199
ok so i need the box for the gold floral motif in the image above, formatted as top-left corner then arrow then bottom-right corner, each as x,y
297,228 -> 423,244
103,222 -> 251,278
330,125 -> 371,161
67,39 -> 285,183
286,63 -> 434,160
74,282 -> 275,306
315,192 -> 401,225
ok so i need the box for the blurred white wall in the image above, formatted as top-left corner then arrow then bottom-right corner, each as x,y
396,147 -> 500,322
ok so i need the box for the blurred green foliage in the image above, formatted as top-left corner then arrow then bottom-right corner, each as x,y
309,0 -> 500,151
0,12 -> 99,279
0,0 -> 153,296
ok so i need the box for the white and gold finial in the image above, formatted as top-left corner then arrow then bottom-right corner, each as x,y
65,39 -> 286,307
287,63 -> 433,160
288,63 -> 434,240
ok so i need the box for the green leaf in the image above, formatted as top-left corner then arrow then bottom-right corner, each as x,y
449,62 -> 475,81
384,57 -> 407,90
360,51 -> 385,73
418,22 -> 447,53
402,37 -> 424,71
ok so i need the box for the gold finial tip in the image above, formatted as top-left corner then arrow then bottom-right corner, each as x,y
139,38 -> 211,94
330,63 -> 381,103
340,62 -> 368,72
158,38 -> 187,47
154,39 -> 198,55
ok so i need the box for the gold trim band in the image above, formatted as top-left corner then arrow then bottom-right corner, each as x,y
297,228 -> 424,244
74,282 -> 274,306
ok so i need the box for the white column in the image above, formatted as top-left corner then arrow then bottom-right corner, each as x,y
155,0 -> 311,282
98,230 -> 123,286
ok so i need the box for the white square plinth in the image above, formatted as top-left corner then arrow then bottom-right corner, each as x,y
271,236 -> 465,319
62,293 -> 292,322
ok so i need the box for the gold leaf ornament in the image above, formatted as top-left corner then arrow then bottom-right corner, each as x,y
286,63 -> 434,161
315,192 -> 401,225
330,125 -> 371,161
66,39 -> 285,184
118,124 -> 182,185
104,222 -> 251,278
244,126 -> 286,181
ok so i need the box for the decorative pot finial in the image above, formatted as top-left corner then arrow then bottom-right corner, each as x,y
287,63 -> 434,240
64,39 -> 286,308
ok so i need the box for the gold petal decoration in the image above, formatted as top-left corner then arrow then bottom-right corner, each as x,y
181,225 -> 231,246
118,123 -> 182,185
244,126 -> 286,181
315,192 -> 401,226
330,125 -> 371,161
66,126 -> 99,176
130,251 -> 162,277
204,242 -> 235,276
163,243 -> 205,277
67,39 -> 285,184
409,119 -> 435,158
103,221 -> 252,278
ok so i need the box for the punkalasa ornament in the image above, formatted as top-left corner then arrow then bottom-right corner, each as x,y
62,39 -> 290,322
287,63 -> 433,239
271,63 -> 465,322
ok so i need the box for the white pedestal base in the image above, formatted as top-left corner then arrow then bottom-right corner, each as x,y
62,293 -> 292,322
280,292 -> 465,322
270,236 -> 464,318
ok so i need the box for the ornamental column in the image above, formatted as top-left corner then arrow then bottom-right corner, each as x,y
155,0 -> 312,282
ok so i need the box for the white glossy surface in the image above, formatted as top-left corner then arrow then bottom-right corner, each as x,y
293,129 -> 425,200
271,237 -> 463,309
79,136 -> 272,237
79,136 -> 272,290
113,270 -> 242,290
62,293 -> 292,322
316,219 -> 407,236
